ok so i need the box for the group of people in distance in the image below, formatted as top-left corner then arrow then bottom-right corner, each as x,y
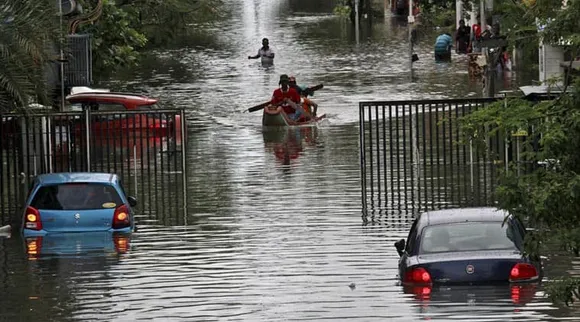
433,16 -> 511,71
248,37 -> 319,122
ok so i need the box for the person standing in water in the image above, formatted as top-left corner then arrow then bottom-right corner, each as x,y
455,19 -> 471,54
248,38 -> 275,65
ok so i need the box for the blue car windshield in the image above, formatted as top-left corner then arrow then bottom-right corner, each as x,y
30,183 -> 123,210
420,221 -> 523,254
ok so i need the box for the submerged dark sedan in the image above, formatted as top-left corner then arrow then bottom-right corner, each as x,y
395,207 -> 542,286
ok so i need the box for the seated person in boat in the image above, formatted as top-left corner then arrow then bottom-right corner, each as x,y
289,76 -> 318,118
288,76 -> 304,96
270,74 -> 305,121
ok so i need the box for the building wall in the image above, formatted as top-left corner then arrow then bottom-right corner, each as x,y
539,43 -> 565,84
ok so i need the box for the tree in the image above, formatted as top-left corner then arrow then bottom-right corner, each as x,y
118,0 -> 225,47
0,0 -> 59,111
75,0 -> 225,75
76,0 -> 147,75
460,0 -> 580,306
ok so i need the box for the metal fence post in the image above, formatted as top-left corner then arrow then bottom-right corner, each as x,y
180,109 -> 188,218
470,139 -> 474,192
84,109 -> 91,171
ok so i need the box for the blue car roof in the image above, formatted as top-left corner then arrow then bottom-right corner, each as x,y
420,207 -> 510,227
35,172 -> 118,185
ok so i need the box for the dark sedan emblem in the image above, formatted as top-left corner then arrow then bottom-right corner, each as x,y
74,213 -> 81,220
466,264 -> 475,274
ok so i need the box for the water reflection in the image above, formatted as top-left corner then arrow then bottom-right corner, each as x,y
406,284 -> 537,306
0,234 -> 129,321
22,232 -> 131,260
263,126 -> 319,168
408,284 -> 544,320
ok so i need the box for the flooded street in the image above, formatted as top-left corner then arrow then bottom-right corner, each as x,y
1,0 -> 579,321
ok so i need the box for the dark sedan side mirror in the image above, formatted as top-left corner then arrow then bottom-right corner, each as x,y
127,196 -> 137,207
394,239 -> 406,257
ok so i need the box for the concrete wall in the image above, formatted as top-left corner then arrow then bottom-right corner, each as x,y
539,43 -> 565,84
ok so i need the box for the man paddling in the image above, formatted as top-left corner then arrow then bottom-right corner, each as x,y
248,38 -> 275,65
270,74 -> 305,121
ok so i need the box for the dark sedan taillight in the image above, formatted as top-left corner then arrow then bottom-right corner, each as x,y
24,206 -> 42,230
509,263 -> 539,282
404,267 -> 432,284
112,205 -> 130,229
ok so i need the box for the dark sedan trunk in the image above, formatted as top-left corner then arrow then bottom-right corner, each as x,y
416,250 -> 527,284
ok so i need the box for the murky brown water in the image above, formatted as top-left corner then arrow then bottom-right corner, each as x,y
1,0 -> 579,321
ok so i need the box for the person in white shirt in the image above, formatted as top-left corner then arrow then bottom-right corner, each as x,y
248,38 -> 275,65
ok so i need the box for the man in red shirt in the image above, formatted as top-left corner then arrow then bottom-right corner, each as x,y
271,74 -> 304,120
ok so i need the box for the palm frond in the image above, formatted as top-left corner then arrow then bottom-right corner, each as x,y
0,0 -> 59,111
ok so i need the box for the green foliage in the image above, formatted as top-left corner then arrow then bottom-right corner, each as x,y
76,0 -> 225,75
418,1 -> 457,30
78,0 -> 147,75
333,0 -> 351,18
460,77 -> 580,305
546,277 -> 580,306
120,0 -> 226,47
460,1 -> 580,305
0,0 -> 59,111
492,0 -> 580,56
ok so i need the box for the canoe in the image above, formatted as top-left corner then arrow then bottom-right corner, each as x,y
262,105 -> 325,127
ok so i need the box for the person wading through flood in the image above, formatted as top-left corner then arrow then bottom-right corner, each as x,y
289,76 -> 318,119
434,32 -> 453,62
248,38 -> 275,65
270,74 -> 305,121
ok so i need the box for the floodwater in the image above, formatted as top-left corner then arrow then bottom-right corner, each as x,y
1,0 -> 579,321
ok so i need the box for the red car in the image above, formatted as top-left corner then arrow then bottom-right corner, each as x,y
65,89 -> 183,139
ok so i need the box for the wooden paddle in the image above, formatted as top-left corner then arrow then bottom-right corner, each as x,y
247,84 -> 324,113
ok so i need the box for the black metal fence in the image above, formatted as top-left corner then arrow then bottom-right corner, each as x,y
0,109 -> 188,226
359,98 -> 514,216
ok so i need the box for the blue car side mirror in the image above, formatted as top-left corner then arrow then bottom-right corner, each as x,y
127,196 -> 137,207
395,239 -> 405,257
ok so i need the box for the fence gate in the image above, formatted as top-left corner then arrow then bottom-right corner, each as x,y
0,109 -> 188,226
359,98 -> 510,217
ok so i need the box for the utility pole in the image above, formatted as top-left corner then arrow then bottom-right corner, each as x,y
456,0 -> 463,29
408,0 -> 415,79
58,0 -> 65,111
355,0 -> 360,44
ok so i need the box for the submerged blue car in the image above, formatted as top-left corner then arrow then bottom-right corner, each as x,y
395,207 -> 542,286
21,172 -> 137,236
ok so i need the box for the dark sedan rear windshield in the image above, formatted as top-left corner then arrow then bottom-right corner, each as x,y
31,183 -> 122,210
420,222 -> 523,254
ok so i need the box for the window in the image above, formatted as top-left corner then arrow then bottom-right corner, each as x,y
98,103 -> 126,112
137,104 -> 160,110
405,219 -> 419,254
31,183 -> 123,210
419,221 -> 523,254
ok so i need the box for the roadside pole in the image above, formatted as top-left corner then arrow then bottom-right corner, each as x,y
355,0 -> 360,44
408,0 -> 415,80
58,0 -> 65,111
384,0 -> 389,18
480,0 -> 490,97
456,0 -> 463,30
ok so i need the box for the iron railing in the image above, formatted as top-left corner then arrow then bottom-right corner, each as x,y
359,98 -> 511,216
0,109 -> 188,226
